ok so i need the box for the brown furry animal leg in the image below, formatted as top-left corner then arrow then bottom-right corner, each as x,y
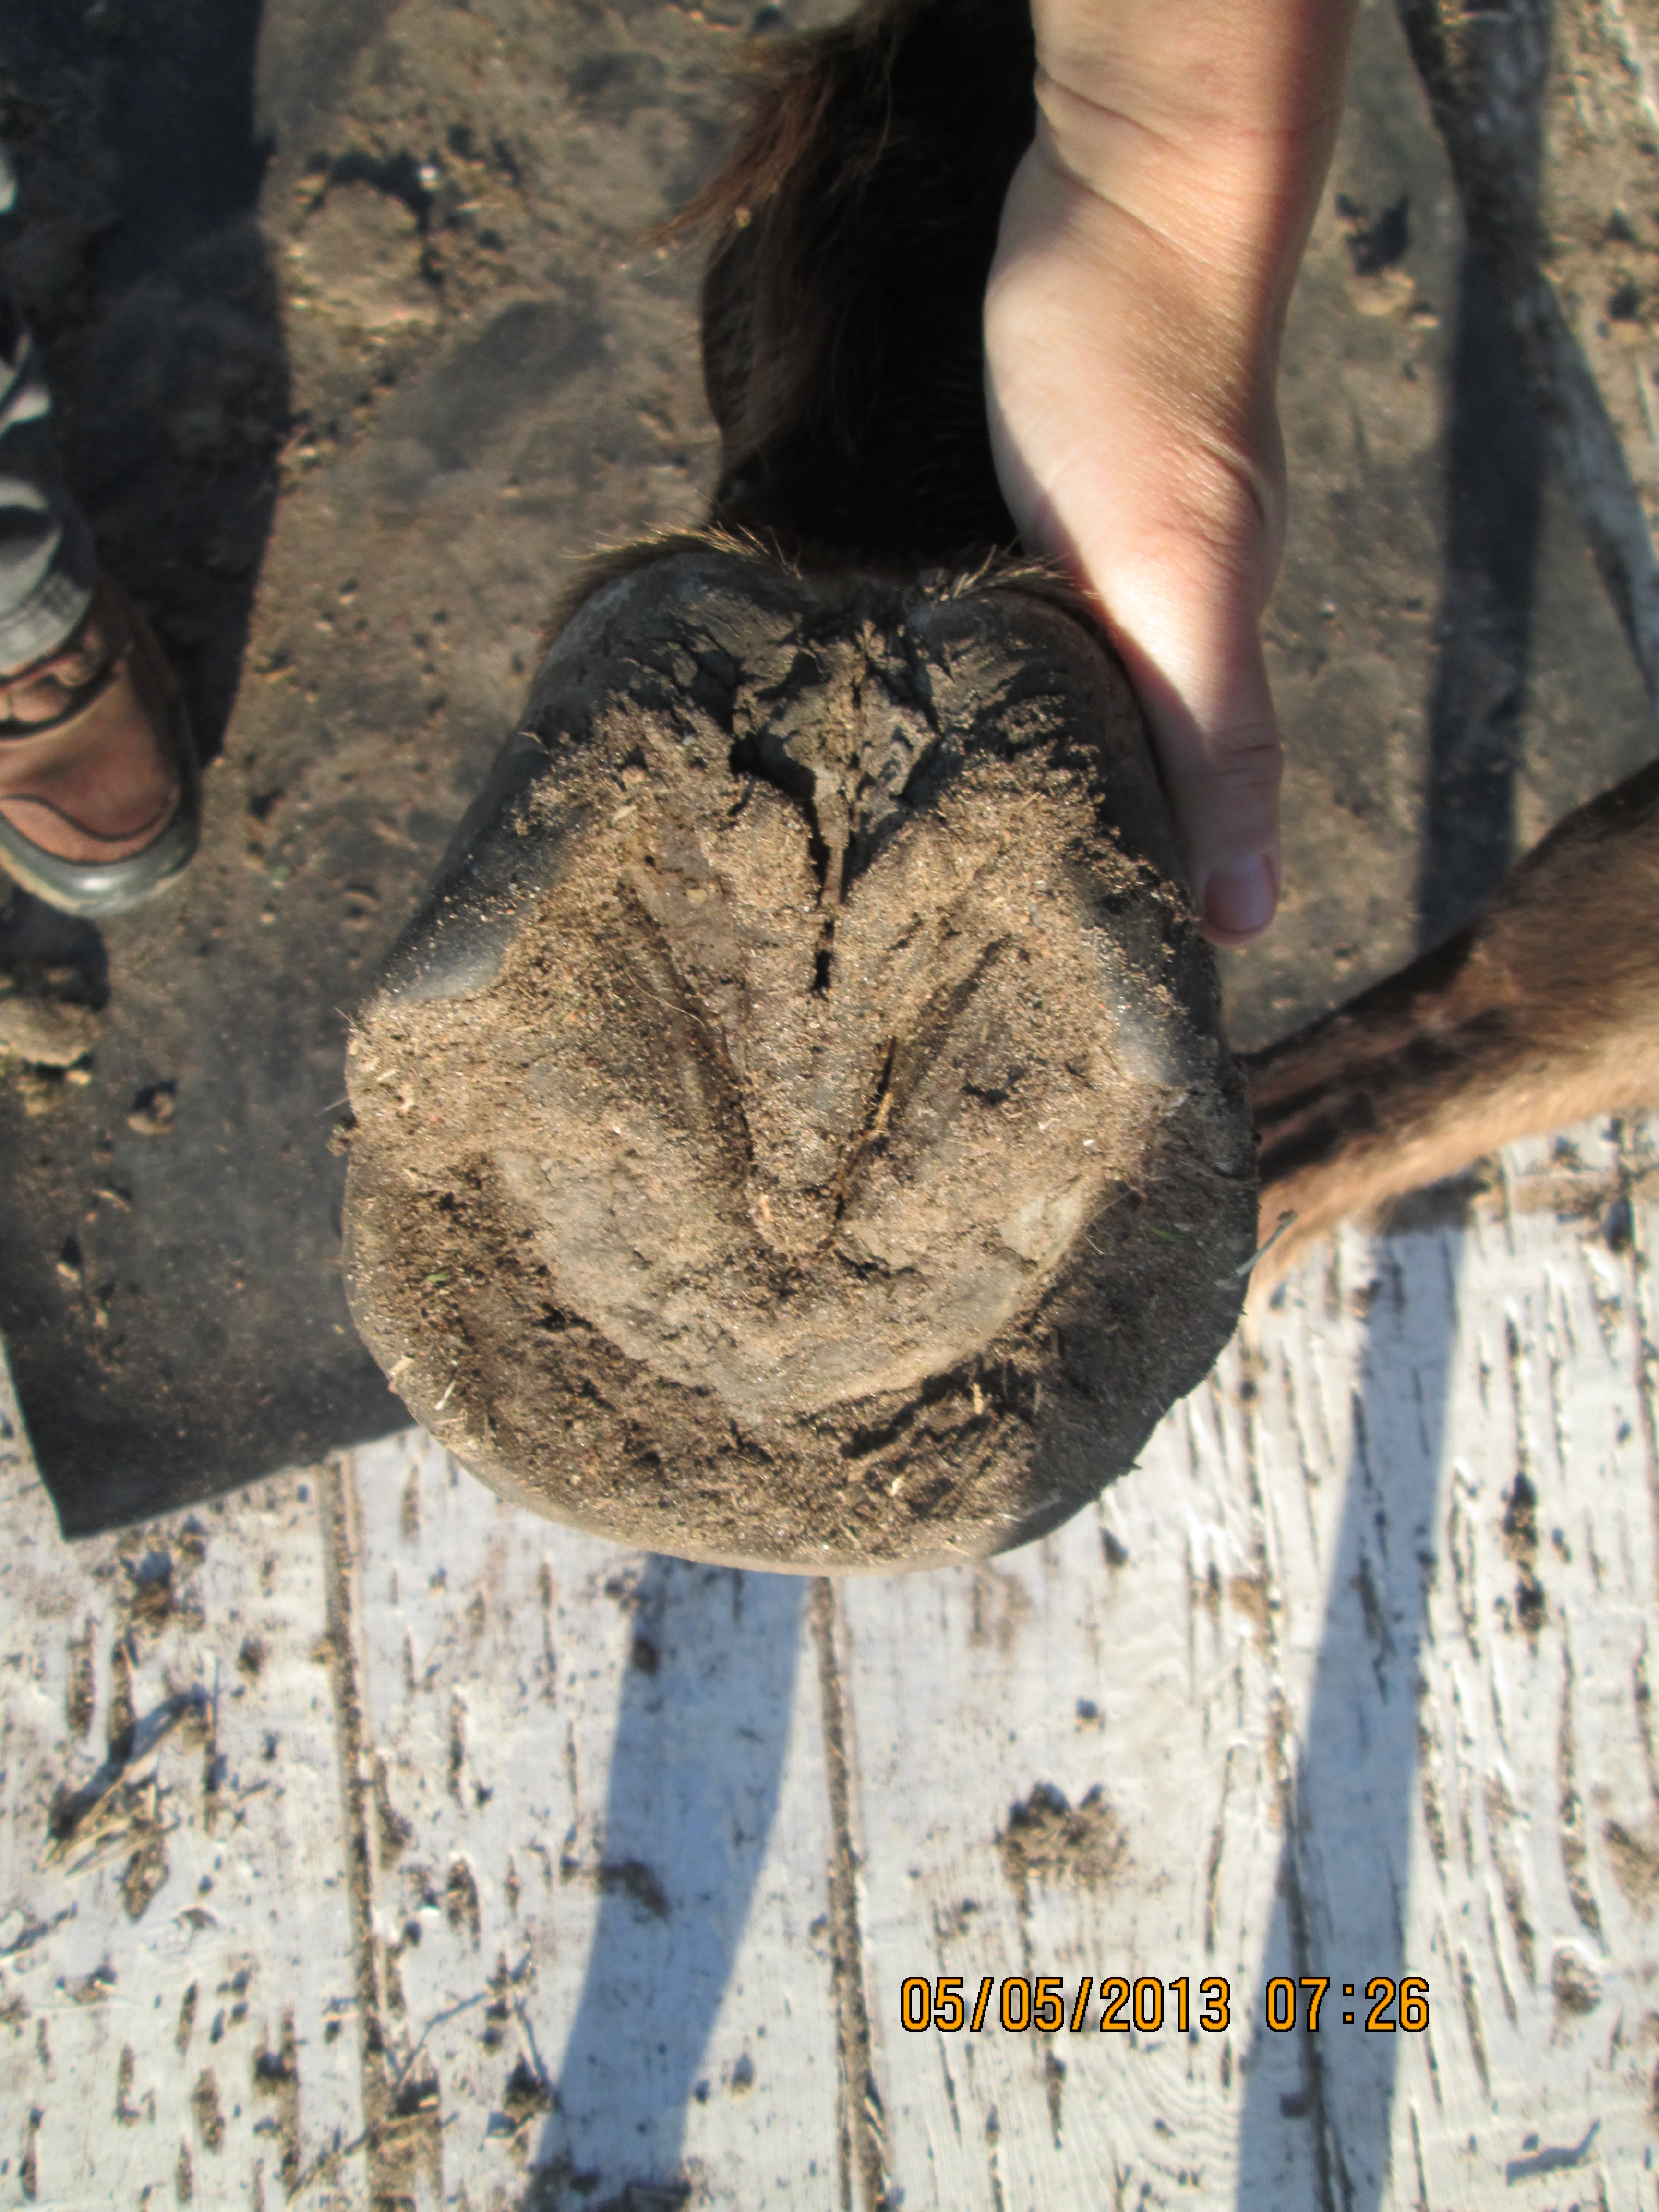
1247,757 -> 1659,1281
684,0 -> 1037,560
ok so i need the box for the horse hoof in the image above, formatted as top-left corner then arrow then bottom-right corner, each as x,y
343,541 -> 1256,1570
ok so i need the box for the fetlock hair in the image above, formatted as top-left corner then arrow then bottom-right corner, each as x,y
676,0 -> 1037,563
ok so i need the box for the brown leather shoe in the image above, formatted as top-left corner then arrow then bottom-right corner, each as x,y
0,573 -> 199,916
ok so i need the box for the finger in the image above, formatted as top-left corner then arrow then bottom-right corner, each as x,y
1103,614 -> 1284,945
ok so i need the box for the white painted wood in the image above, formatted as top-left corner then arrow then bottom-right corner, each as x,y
836,1338 -> 1298,2210
0,1358 -> 366,2209
339,1429 -> 840,2210
1370,1122 -> 1659,2210
1238,1119 -> 1659,2209
840,1115 -> 1659,2211
5,1118 -> 1659,2210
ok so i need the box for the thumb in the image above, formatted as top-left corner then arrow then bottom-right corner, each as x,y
1102,607 -> 1284,945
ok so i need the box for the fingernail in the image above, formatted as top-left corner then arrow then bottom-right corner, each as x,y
1202,855 -> 1277,939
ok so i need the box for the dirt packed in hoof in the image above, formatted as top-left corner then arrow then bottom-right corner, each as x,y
344,544 -> 1256,1569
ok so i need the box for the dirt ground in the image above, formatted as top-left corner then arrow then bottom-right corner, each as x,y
0,0 -> 1653,1534
0,0 -> 748,1528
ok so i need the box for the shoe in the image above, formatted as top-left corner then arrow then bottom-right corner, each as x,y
0,573 -> 199,917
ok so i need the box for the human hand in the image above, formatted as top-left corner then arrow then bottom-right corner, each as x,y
985,0 -> 1356,944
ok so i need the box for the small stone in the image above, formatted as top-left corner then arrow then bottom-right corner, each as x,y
127,1086 -> 177,1137
0,991 -> 100,1068
17,1070 -> 60,1117
288,183 -> 441,333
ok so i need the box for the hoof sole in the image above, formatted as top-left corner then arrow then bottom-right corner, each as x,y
344,544 -> 1256,1570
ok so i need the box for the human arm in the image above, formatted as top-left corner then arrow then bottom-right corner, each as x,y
984,0 -> 1358,942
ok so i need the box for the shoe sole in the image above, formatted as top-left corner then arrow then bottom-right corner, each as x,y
0,786 -> 199,916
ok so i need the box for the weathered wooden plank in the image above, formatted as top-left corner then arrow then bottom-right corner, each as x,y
337,1429 -> 841,2209
1234,1189 -> 1480,2209
0,1358 -> 366,2208
1375,1121 -> 1659,2207
9,1120 -> 1659,2212
1235,1119 -> 1659,2208
834,1345 -> 1296,2210
839,1115 -> 1659,2211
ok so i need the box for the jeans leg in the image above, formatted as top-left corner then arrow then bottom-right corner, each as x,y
0,144 -> 95,677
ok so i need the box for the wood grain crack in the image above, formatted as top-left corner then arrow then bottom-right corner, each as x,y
811,1576 -> 891,2212
316,1458 -> 444,2208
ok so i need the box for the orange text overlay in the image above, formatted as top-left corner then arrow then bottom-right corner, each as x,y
897,1975 -> 1430,2035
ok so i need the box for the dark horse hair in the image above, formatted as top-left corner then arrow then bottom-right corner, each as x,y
676,0 -> 1038,564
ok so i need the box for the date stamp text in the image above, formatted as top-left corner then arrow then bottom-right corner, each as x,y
898,1975 -> 1430,2035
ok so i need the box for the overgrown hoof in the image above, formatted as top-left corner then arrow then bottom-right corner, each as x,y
343,541 -> 1256,1569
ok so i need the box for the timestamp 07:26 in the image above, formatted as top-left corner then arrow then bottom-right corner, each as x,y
898,1975 -> 1430,2035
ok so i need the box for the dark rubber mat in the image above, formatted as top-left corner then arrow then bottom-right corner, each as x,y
0,0 -> 740,1532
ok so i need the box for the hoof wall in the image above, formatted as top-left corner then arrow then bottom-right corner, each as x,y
345,544 -> 1256,1570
